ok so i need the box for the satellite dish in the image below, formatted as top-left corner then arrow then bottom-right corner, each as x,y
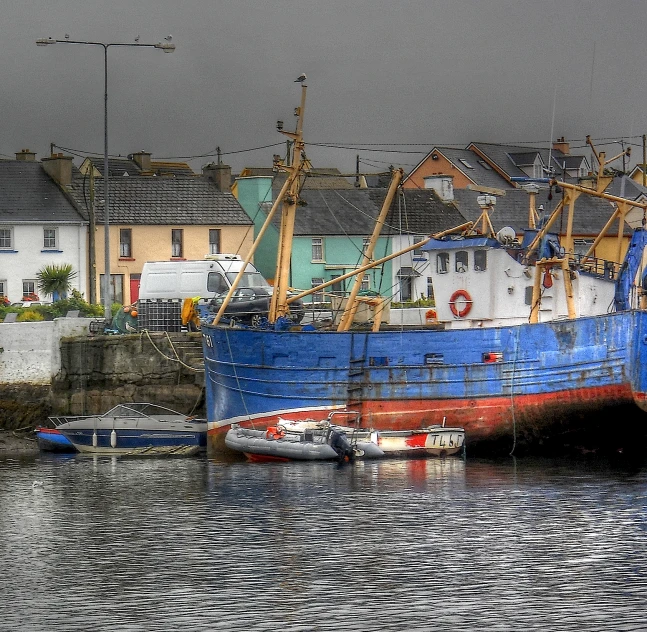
496,226 -> 516,245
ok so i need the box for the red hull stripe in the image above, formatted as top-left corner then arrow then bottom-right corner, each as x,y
209,383 -> 633,443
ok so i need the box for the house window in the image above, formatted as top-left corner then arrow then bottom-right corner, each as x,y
209,229 -> 221,255
0,280 -> 6,299
172,229 -> 184,258
400,277 -> 412,302
573,239 -> 594,257
455,251 -> 468,273
330,275 -> 343,295
312,237 -> 323,261
437,252 -> 449,274
413,235 -> 426,258
361,276 -> 370,292
311,277 -> 324,303
120,229 -> 132,258
43,228 -> 57,249
0,227 -> 12,249
100,274 -> 124,305
22,280 -> 37,298
477,160 -> 491,170
474,250 -> 487,271
458,158 -> 474,169
362,238 -> 371,254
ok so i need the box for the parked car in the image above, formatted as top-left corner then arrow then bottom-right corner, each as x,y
208,287 -> 305,327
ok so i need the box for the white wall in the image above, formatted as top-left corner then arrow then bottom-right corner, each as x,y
0,223 -> 87,302
389,235 -> 434,302
0,318 -> 91,384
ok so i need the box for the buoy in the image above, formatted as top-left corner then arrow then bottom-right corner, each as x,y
110,429 -> 117,448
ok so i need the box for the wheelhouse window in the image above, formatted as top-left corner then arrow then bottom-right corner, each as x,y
209,229 -> 221,255
119,229 -> 132,258
312,237 -> 323,262
311,277 -> 324,303
474,250 -> 487,271
171,229 -> 184,258
455,251 -> 468,273
427,277 -> 434,300
43,228 -> 57,249
436,252 -> 449,274
0,227 -> 13,249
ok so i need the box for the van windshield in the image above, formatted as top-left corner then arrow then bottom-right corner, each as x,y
226,271 -> 270,289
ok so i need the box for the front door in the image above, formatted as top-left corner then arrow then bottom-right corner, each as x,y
130,274 -> 141,304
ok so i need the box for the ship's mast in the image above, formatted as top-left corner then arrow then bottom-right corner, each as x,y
268,83 -> 308,322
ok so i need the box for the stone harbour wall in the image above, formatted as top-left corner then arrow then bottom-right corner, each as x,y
0,324 -> 205,430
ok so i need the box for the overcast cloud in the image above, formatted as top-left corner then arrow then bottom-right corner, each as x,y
2,0 -> 646,176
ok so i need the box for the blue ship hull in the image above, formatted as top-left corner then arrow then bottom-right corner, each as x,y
60,429 -> 207,453
202,310 -> 647,453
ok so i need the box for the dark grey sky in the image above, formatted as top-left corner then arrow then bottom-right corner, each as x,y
2,0 -> 646,175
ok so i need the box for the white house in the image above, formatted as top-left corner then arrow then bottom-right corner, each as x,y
0,151 -> 87,303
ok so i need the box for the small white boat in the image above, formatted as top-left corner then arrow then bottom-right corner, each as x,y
225,412 -> 465,462
50,403 -> 207,455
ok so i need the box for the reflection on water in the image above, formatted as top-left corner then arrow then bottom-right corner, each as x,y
1,453 -> 646,631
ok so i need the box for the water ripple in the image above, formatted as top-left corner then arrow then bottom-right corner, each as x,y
1,455 -> 646,631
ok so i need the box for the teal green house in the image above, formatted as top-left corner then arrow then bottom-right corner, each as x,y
232,174 -> 393,303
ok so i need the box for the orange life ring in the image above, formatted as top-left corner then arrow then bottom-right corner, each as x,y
449,289 -> 473,318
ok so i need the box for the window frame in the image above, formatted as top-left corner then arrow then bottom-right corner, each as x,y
119,228 -> 132,258
171,229 -> 184,258
0,227 -> 13,250
311,237 -> 324,262
311,277 -> 324,303
43,227 -> 58,250
209,229 -> 221,255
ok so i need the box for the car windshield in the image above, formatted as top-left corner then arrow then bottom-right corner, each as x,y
226,271 -> 270,289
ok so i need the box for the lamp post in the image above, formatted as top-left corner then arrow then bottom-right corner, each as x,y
36,36 -> 175,320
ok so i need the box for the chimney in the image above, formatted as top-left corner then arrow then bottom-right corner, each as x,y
130,151 -> 152,172
552,137 -> 570,155
16,149 -> 36,161
423,174 -> 454,201
42,153 -> 73,186
203,162 -> 232,192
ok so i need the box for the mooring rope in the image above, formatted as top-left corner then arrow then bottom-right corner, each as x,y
140,330 -> 204,372
224,327 -> 254,428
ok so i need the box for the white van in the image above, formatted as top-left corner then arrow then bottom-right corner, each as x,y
138,255 -> 270,301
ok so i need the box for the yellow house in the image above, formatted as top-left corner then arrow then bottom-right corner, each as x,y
45,152 -> 253,305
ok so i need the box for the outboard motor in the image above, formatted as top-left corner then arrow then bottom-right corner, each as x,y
328,430 -> 355,462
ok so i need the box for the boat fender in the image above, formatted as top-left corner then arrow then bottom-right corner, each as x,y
449,289 -> 472,318
92,432 -> 98,448
110,429 -> 117,448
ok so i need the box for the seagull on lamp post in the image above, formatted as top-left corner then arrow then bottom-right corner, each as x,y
295,73 -> 307,83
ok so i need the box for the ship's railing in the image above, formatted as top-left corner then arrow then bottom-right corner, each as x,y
507,247 -> 619,280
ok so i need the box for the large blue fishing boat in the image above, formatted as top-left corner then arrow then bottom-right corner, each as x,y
201,81 -> 647,455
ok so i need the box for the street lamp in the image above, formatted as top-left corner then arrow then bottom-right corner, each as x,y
36,36 -> 175,320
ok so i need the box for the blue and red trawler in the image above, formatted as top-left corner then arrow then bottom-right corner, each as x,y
201,82 -> 647,455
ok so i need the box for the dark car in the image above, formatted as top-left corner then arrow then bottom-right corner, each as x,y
209,287 -> 305,327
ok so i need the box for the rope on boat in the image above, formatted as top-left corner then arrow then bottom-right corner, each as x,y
224,327 -> 255,428
140,330 -> 205,373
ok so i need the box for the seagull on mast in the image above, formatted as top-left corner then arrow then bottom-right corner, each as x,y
295,73 -> 307,83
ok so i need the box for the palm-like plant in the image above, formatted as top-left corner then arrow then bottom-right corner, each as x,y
36,264 -> 77,301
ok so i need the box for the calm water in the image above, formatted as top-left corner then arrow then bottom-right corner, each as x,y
1,452 -> 646,631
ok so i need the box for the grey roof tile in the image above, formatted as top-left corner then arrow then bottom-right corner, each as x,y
0,160 -> 86,223
67,173 -> 251,226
